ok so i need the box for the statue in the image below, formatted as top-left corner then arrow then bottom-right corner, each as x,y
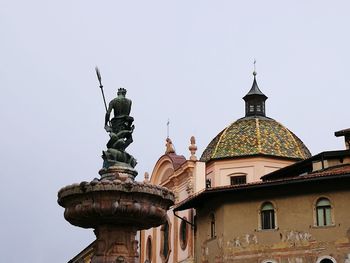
102,88 -> 137,169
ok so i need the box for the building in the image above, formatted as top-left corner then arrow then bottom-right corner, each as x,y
140,71 -> 320,263
175,144 -> 350,263
139,137 -> 205,263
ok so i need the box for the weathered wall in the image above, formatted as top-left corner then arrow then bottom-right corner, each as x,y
195,189 -> 350,263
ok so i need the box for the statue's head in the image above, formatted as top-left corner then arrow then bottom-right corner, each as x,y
117,88 -> 127,97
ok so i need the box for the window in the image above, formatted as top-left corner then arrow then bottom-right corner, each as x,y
316,256 -> 337,263
249,105 -> 255,112
160,220 -> 171,262
179,218 -> 188,250
316,198 -> 332,226
146,236 -> 152,262
261,202 -> 275,230
230,175 -> 246,185
210,213 -> 216,238
256,104 -> 261,112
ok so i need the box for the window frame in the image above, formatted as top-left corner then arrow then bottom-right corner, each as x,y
316,255 -> 337,263
258,201 -> 278,231
230,175 -> 247,185
314,197 -> 335,227
227,173 -> 247,186
179,217 -> 188,250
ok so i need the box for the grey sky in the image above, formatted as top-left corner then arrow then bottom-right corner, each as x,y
1,1 -> 349,262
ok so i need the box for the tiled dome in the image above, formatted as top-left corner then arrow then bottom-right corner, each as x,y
200,116 -> 311,162
201,72 -> 311,163
201,116 -> 311,162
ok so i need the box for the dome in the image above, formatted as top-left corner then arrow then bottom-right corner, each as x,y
200,116 -> 311,162
200,72 -> 311,163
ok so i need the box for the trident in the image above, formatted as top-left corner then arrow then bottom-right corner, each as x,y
95,66 -> 108,113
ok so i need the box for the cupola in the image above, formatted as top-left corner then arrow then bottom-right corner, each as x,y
242,71 -> 268,117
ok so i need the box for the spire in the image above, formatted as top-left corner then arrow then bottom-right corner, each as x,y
242,67 -> 268,117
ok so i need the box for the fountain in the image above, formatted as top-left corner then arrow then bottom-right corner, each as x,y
58,87 -> 174,263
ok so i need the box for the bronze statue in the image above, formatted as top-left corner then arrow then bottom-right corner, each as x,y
102,88 -> 137,169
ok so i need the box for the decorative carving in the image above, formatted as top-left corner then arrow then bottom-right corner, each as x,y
188,136 -> 197,161
143,172 -> 150,183
165,137 -> 175,154
186,180 -> 193,195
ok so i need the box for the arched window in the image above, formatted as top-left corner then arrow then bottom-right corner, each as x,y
316,198 -> 332,226
316,255 -> 337,263
160,220 -> 171,262
146,236 -> 152,263
179,218 -> 188,250
261,202 -> 275,230
210,213 -> 216,238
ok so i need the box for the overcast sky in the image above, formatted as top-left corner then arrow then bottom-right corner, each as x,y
1,1 -> 350,262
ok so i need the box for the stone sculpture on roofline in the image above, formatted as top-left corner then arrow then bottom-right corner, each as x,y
57,68 -> 174,263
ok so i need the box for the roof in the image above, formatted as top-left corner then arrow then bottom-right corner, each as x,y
68,241 -> 94,263
242,74 -> 268,100
261,149 -> 350,181
200,116 -> 311,162
167,153 -> 186,171
335,128 -> 350,137
174,163 -> 350,211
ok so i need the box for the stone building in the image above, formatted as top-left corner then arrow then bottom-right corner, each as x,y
175,145 -> 350,263
171,76 -> 350,262
139,72 -> 322,263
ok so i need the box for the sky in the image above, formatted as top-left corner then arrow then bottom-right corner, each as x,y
1,0 -> 350,262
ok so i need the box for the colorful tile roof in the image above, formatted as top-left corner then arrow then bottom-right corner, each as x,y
200,116 -> 311,162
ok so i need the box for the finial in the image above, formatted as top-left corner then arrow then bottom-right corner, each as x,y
143,172 -> 150,183
253,59 -> 257,76
189,136 -> 197,161
165,137 -> 176,154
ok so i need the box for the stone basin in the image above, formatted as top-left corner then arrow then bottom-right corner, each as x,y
58,179 -> 175,230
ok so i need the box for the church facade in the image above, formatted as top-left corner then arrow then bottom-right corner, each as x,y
139,72 -> 350,263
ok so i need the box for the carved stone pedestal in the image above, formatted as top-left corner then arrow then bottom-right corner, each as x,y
92,225 -> 138,263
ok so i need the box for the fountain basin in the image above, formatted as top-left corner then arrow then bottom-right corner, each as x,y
58,179 -> 175,230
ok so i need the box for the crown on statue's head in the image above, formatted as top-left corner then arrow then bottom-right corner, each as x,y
117,88 -> 127,96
